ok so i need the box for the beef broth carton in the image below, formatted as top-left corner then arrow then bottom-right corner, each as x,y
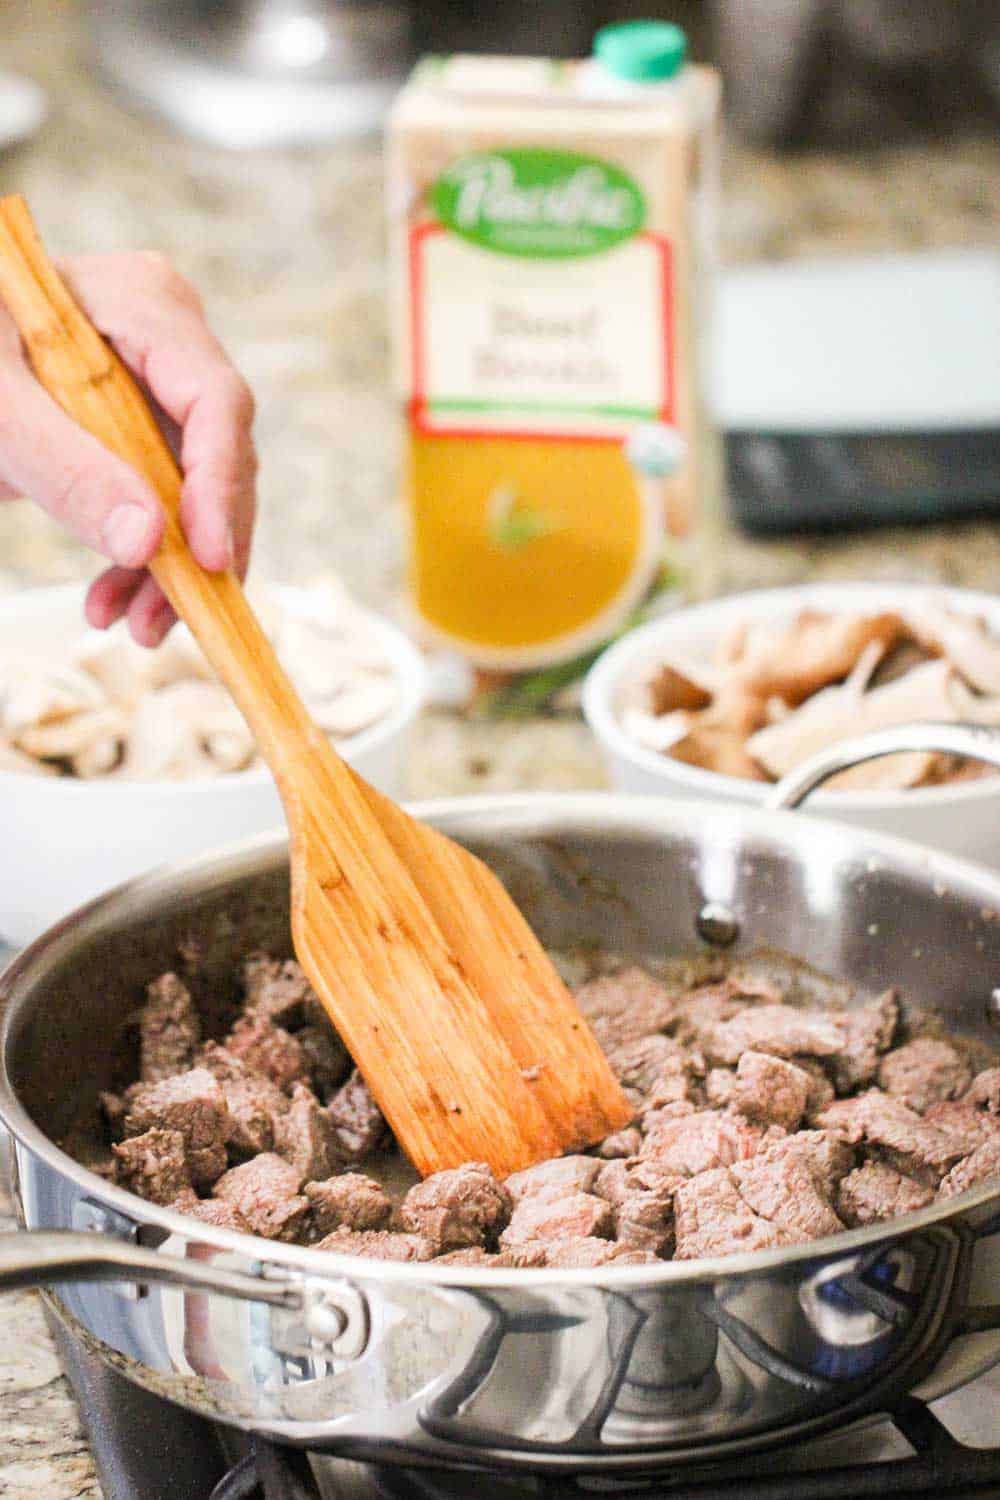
388,25 -> 721,676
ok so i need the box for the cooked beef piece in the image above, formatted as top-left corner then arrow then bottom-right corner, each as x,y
606,1034 -> 693,1108
197,1042 -> 286,1157
274,1084 -> 341,1181
326,1070 -> 387,1164
225,1014 -> 310,1093
400,1163 -> 512,1252
878,1038 -> 971,1114
573,967 -> 678,1050
242,954 -> 317,1029
139,973 -> 201,1082
500,1192 -> 613,1249
640,1110 -> 764,1177
704,1005 -> 844,1066
316,1227 -> 436,1261
544,1238 -> 661,1268
123,1069 -> 229,1188
730,1051 -> 812,1131
836,1162 -> 934,1226
100,1090 -> 126,1141
923,1100 -> 998,1155
296,1022 -> 351,1100
817,1091 -> 965,1180
731,1153 -> 844,1241
750,1129 -> 854,1199
829,991 -> 898,1093
705,1069 -> 736,1107
793,1057 -> 836,1117
673,1169 -> 795,1260
113,1129 -> 191,1205
594,1158 -> 679,1253
434,1247 -> 504,1266
212,1154 -> 308,1241
967,1068 -> 1000,1112
595,1127 -> 643,1159
939,1136 -> 1000,1197
671,983 -> 744,1046
304,1173 -> 393,1238
505,1155 -> 602,1204
177,1197 -> 252,1233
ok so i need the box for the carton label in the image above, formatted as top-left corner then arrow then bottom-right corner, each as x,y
412,153 -> 673,441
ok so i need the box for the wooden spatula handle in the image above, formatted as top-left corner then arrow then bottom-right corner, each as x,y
0,194 -> 319,779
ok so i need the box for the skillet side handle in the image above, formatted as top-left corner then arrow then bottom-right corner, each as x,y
768,722 -> 1000,811
0,1230 -> 303,1306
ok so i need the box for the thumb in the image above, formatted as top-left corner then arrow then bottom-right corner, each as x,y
0,354 -> 164,567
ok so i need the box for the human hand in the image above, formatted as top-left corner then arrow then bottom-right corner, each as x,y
0,251 -> 257,645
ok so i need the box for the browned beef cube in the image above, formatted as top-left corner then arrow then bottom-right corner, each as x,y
400,1163 -> 512,1252
640,1110 -> 764,1177
543,1238 -> 660,1268
113,1129 -> 191,1205
606,1034 -> 692,1108
315,1227 -> 436,1261
274,1084 -> 341,1182
750,1130 -> 854,1199
705,1069 -> 736,1108
139,973 -> 201,1082
923,1100 -> 998,1155
304,1173 -> 393,1237
124,1068 -> 229,1188
730,1051 -> 812,1131
177,1197 -> 252,1233
500,1192 -> 613,1249
198,1042 -> 286,1157
594,1158 -> 679,1254
594,1128 -> 643,1160
731,1154 -> 844,1241
817,1091 -> 964,1181
704,1005 -> 844,1067
967,1067 -> 1000,1112
497,1241 -> 550,1268
326,1070 -> 387,1164
505,1155 -> 602,1204
242,953 -> 317,1028
836,1162 -> 934,1226
671,982 -> 744,1046
213,1154 -> 308,1241
673,1169 -> 795,1260
793,1057 -> 836,1117
573,967 -> 677,1050
433,1247 -> 504,1266
829,991 -> 898,1093
225,1014 -> 309,1093
878,1038 -> 971,1114
940,1136 -> 1000,1197
296,1022 -> 351,1100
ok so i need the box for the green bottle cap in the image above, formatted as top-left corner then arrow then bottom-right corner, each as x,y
593,20 -> 687,83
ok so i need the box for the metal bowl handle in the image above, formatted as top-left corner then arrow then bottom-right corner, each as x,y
768,721 -> 1000,811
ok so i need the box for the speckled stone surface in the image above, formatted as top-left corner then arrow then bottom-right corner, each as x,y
1,3 -> 999,1493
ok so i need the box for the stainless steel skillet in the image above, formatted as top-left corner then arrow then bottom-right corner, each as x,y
1,775 -> 999,1472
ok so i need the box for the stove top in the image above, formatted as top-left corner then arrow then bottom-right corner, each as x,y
47,1315 -> 1000,1500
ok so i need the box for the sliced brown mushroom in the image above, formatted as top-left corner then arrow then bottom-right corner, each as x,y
725,609 -> 903,705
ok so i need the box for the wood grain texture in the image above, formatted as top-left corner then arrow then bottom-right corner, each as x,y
0,196 -> 632,1178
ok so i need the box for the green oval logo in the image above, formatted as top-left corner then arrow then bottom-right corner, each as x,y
432,148 -> 646,259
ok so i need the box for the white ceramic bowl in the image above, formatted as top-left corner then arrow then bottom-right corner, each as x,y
583,581 -> 1000,869
0,584 -> 427,946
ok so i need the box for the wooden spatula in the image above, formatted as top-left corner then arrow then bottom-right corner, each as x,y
0,196 -> 631,1179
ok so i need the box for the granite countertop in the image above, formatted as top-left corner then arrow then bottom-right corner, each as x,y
1,2 -> 1000,1494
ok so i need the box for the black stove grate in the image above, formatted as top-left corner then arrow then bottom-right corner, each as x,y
47,1316 -> 1000,1500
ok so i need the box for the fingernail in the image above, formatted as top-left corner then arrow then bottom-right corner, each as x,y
103,504 -> 154,566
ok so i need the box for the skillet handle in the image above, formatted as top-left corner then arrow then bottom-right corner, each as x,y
0,1230 -> 302,1306
768,721 -> 1000,810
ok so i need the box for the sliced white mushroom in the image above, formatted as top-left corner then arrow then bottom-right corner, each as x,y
0,658 -> 106,736
825,752 -> 940,793
747,659 -> 959,780
0,738 -> 58,776
16,705 -> 130,763
115,685 -> 221,781
309,676 -> 399,738
905,603 -> 1000,696
621,707 -> 693,754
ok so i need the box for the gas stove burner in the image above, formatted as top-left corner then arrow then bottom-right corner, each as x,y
46,1315 -> 1000,1500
